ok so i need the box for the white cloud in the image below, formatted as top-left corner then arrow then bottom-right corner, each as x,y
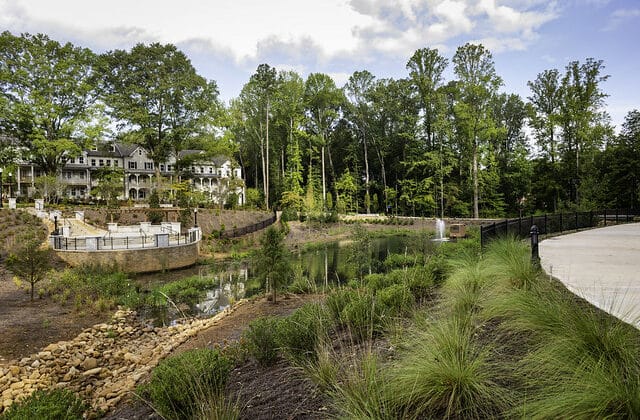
603,8 -> 640,31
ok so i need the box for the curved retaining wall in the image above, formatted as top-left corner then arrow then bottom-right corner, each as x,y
55,242 -> 199,273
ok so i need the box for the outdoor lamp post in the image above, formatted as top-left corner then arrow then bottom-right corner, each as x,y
7,172 -> 12,198
0,167 -> 3,208
194,207 -> 198,228
53,215 -> 59,236
530,225 -> 540,268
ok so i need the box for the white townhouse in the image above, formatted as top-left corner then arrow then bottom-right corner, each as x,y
13,143 -> 245,206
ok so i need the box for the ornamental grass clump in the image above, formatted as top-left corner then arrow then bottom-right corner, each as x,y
385,316 -> 511,419
242,316 -> 281,366
510,288 -> 640,418
276,302 -> 331,363
0,389 -> 86,420
141,348 -> 232,420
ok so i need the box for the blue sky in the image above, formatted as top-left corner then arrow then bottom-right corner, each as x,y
1,0 -> 638,131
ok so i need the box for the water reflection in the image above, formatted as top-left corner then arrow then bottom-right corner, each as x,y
137,235 -> 415,324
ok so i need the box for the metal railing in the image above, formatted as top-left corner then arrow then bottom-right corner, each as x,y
220,212 -> 277,238
51,232 -> 197,251
480,209 -> 640,248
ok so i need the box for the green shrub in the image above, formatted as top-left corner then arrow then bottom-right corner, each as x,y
1,389 -> 86,419
142,348 -> 232,420
243,316 -> 281,366
341,291 -> 383,342
404,266 -> 436,301
277,303 -> 331,363
383,253 -> 421,270
363,273 -> 395,292
377,284 -> 414,317
326,288 -> 358,322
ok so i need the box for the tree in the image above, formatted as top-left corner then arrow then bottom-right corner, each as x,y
98,43 -> 219,186
7,226 -> 52,301
90,167 -> 124,208
34,175 -> 66,205
344,70 -> 376,213
304,73 -> 345,209
256,226 -> 290,303
528,69 -> 562,164
406,48 -> 448,148
0,31 -> 98,174
452,43 -> 502,218
558,58 -> 611,206
251,64 -> 278,209
406,48 -> 449,217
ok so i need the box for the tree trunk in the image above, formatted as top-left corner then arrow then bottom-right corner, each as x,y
265,100 -> 270,209
473,137 -> 479,219
321,144 -> 326,209
362,129 -> 370,214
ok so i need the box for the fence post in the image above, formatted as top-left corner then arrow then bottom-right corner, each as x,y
604,209 -> 607,226
559,212 -> 563,233
590,210 -> 593,227
530,225 -> 540,268
575,212 -> 578,230
615,209 -> 619,224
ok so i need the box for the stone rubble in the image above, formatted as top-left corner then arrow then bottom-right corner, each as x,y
0,300 -> 246,415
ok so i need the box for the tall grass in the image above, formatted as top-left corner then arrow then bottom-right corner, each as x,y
385,316 -> 510,419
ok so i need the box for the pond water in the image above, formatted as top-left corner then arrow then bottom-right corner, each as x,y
136,234 -> 431,325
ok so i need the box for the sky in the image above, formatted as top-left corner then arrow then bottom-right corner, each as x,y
1,0 -> 638,131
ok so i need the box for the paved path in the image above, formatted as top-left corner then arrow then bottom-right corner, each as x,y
539,223 -> 640,328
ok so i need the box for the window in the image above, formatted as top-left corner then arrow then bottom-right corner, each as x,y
209,167 -> 213,174
91,159 -> 96,167
145,162 -> 154,170
106,159 -> 111,166
78,157 -> 84,164
114,161 -> 119,167
167,165 -> 173,172
138,149 -> 143,156
128,161 -> 137,170
79,173 -> 85,180
64,172 -> 72,179
160,164 -> 165,172
99,159 -> 104,167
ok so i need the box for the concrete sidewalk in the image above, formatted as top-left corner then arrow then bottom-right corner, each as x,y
539,223 -> 640,328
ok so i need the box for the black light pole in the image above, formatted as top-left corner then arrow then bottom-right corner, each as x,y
0,167 -> 3,208
53,215 -> 59,235
194,207 -> 198,228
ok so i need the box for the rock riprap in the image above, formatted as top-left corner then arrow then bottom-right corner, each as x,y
0,301 -> 245,415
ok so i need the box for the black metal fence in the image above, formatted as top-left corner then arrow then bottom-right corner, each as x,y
480,209 -> 640,248
220,212 -> 277,238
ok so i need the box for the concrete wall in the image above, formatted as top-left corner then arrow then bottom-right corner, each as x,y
55,242 -> 199,273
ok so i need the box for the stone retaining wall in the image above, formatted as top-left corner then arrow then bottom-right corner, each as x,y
55,241 -> 199,273
0,301 -> 246,415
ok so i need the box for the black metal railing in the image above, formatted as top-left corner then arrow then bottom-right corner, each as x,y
480,209 -> 640,248
220,212 -> 277,238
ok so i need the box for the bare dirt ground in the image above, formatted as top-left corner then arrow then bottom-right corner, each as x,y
0,267 -> 106,364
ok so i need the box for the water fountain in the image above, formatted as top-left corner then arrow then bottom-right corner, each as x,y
433,218 -> 449,242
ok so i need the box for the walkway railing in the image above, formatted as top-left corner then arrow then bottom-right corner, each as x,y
480,209 -> 640,248
51,230 -> 200,251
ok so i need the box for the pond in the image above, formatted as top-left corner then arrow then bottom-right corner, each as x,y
136,233 -> 435,325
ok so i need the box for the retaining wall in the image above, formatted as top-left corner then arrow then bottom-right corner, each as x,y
55,242 -> 199,273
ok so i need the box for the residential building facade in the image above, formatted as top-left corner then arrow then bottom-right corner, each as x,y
13,143 -> 245,205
